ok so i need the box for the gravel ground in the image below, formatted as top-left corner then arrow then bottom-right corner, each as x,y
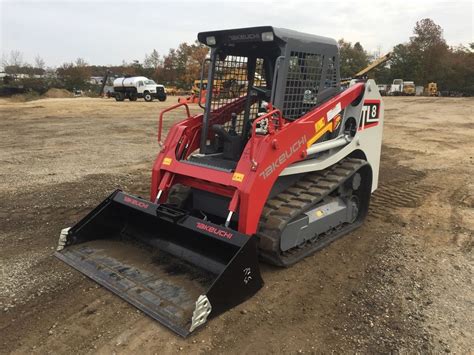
0,96 -> 472,354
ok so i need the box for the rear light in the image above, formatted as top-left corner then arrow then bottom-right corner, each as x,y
261,31 -> 274,42
206,36 -> 216,46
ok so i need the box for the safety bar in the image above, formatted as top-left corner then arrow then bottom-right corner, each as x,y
198,58 -> 211,110
158,102 -> 191,146
249,109 -> 284,170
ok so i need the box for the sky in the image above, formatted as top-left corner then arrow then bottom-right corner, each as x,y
1,0 -> 473,68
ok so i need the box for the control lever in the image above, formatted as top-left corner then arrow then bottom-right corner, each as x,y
212,124 -> 233,141
229,113 -> 237,135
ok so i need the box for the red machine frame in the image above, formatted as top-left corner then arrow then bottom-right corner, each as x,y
151,83 -> 366,235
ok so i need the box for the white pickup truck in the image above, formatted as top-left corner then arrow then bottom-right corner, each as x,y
113,76 -> 166,102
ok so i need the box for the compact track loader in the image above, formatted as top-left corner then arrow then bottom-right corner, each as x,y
56,26 -> 384,336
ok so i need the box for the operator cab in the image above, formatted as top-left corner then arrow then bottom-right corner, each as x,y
187,26 -> 340,171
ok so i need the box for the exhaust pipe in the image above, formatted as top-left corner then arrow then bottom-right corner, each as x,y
55,190 -> 263,336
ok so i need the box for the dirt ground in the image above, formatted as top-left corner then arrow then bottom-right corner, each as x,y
0,96 -> 472,354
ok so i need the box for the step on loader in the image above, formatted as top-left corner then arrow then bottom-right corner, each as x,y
56,26 -> 384,336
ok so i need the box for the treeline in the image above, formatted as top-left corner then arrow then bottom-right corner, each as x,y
1,18 -> 473,95
1,41 -> 209,94
339,19 -> 473,94
91,41 -> 208,89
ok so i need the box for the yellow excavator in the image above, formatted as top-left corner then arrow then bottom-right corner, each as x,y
341,52 -> 391,86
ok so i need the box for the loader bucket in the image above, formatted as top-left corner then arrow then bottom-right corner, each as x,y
55,190 -> 263,337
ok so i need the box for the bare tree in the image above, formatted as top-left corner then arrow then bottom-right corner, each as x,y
10,50 -> 23,66
144,49 -> 161,69
1,50 -> 25,75
1,53 -> 8,70
34,55 -> 45,70
75,57 -> 88,67
1,50 -> 24,68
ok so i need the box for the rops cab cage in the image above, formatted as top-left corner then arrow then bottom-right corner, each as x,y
195,26 -> 340,158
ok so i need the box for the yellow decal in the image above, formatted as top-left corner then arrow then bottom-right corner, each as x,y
232,172 -> 245,182
307,118 -> 334,148
333,114 -> 342,130
315,119 -> 325,132
316,210 -> 324,217
163,157 -> 172,165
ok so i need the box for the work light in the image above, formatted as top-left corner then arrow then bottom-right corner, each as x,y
261,31 -> 274,42
206,36 -> 216,45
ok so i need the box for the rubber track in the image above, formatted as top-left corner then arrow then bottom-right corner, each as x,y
257,157 -> 368,267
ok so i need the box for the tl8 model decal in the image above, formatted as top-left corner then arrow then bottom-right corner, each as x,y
359,100 -> 380,130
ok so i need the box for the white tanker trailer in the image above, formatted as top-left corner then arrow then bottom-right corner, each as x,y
112,76 -> 166,102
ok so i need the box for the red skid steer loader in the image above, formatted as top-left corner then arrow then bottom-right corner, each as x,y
56,26 -> 384,336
